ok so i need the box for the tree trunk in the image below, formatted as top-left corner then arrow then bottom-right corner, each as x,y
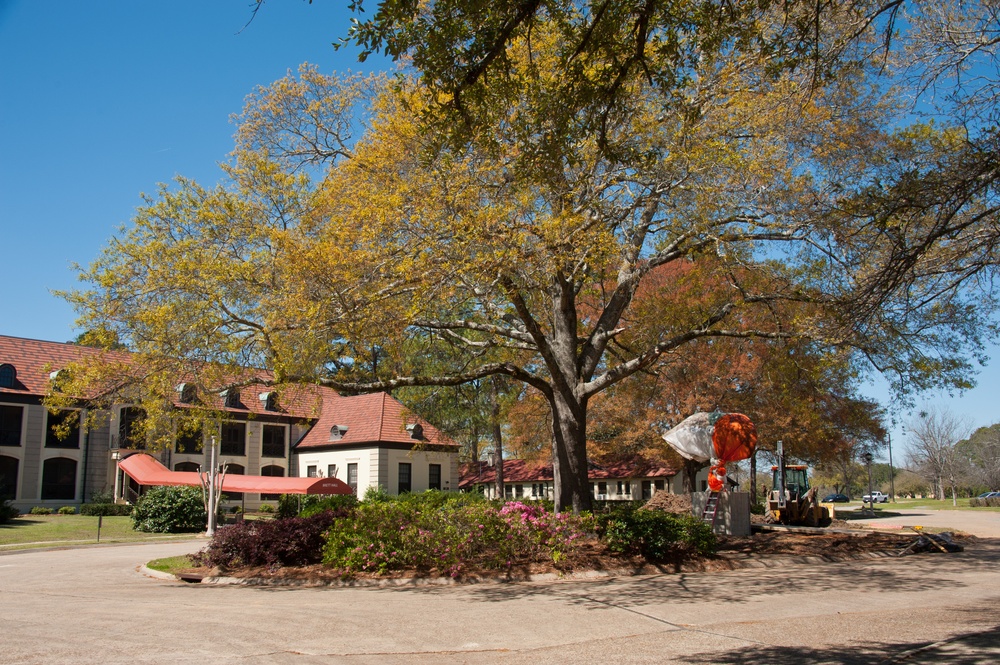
491,378 -> 504,501
682,459 -> 701,493
549,390 -> 591,514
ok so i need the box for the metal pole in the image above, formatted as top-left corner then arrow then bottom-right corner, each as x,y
864,451 -> 874,511
887,432 -> 896,502
777,440 -> 786,509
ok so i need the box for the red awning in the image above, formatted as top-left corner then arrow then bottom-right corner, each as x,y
118,453 -> 353,495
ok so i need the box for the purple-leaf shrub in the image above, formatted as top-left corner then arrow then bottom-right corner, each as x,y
196,510 -> 343,569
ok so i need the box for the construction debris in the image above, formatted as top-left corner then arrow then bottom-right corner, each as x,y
896,529 -> 964,556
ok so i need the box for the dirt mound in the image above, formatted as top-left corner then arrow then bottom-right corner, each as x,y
641,492 -> 693,514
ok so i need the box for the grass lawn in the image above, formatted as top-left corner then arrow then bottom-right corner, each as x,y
0,515 -> 200,551
832,497 -> 1000,513
888,497 -> 1000,511
146,554 -> 200,574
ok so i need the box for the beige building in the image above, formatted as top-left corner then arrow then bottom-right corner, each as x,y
0,335 -> 459,512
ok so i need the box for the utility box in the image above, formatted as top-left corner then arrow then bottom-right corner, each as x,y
691,491 -> 751,537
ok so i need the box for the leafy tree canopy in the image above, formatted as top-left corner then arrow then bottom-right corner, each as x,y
58,1 -> 999,512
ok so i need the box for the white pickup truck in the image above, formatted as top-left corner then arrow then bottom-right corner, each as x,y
862,491 -> 889,503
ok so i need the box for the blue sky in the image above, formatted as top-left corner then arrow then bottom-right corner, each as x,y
0,0 -> 996,453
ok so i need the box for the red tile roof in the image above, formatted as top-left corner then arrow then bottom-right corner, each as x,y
0,334 -> 105,396
0,334 -> 457,449
296,391 -> 457,449
459,457 -> 678,488
0,334 -> 319,418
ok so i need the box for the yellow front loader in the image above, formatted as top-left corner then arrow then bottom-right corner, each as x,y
768,464 -> 831,527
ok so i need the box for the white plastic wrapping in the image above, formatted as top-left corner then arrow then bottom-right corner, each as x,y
661,412 -> 716,462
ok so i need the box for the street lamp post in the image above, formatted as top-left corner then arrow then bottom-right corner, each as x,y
864,451 -> 874,512
887,432 -> 896,503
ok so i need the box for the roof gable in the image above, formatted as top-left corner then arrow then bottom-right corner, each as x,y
295,391 -> 458,450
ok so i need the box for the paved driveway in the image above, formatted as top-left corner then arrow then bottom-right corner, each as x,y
2,522 -> 999,663
849,506 -> 1000,538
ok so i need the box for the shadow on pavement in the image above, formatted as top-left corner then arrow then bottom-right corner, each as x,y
677,623 -> 1000,665
371,541 -> 1000,609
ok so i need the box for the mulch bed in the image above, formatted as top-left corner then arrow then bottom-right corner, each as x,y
169,495 -> 972,585
181,529 -> 967,586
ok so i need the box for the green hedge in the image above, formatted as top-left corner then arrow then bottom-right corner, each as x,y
80,503 -> 133,517
131,486 -> 206,533
597,508 -> 716,561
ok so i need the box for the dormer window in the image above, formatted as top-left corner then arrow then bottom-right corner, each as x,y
329,425 -> 349,441
0,364 -> 16,388
175,383 -> 195,403
220,388 -> 240,409
406,423 -> 424,440
258,391 -> 278,411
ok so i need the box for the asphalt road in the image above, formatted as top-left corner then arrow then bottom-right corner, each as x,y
1,514 -> 999,664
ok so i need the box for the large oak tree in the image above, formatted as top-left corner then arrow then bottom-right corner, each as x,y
62,2 -> 998,512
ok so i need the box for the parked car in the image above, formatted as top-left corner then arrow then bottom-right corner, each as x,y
862,491 -> 889,503
977,491 -> 999,498
822,493 -> 850,503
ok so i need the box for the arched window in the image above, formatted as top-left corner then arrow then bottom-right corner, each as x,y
41,457 -> 76,500
0,455 -> 18,499
0,364 -> 16,389
220,389 -> 241,409
260,464 -> 284,501
174,461 -> 200,472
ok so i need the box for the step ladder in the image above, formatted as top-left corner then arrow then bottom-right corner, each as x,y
701,491 -> 720,528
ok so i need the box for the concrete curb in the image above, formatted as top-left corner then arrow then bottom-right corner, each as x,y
139,564 -> 180,581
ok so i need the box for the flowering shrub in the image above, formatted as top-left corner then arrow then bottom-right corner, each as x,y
196,510 -> 346,569
322,495 -> 592,577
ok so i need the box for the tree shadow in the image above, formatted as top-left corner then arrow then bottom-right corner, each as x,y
0,517 -> 45,529
678,622 -> 1000,665
384,541 -> 1000,609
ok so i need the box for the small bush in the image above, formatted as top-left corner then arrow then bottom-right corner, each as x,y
0,499 -> 19,523
298,493 -> 360,518
57,506 -> 76,515
229,505 -> 242,514
30,506 -> 53,515
89,488 -> 115,504
362,485 -> 392,503
80,503 -> 132,516
257,503 -> 275,513
131,486 -> 206,533
597,508 -> 716,561
277,493 -> 360,519
970,497 -> 1000,508
196,510 -> 344,569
